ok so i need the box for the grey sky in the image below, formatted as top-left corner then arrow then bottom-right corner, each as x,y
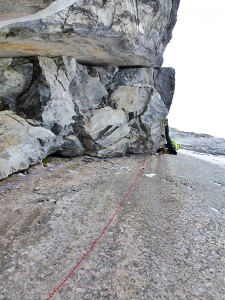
163,0 -> 225,138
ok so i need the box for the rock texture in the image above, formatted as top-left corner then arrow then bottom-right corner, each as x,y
0,110 -> 60,179
0,0 -> 55,20
1,152 -> 225,300
0,0 -> 180,178
0,0 -> 180,66
171,128 -> 225,156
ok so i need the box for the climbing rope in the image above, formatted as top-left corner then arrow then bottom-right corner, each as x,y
0,160 -> 74,192
46,156 -> 147,299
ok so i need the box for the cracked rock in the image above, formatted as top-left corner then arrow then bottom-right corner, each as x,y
78,107 -> 130,157
0,0 -> 180,67
0,110 -> 62,179
0,1 -> 180,178
0,57 -> 175,178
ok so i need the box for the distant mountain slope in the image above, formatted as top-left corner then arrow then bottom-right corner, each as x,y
171,128 -> 225,156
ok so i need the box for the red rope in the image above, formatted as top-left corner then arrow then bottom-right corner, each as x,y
46,156 -> 147,300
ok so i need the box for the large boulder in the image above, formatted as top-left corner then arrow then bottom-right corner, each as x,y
0,58 -> 33,111
153,67 -> 175,110
0,57 -> 174,177
139,91 -> 168,152
76,106 -> 130,157
0,110 -> 61,179
0,0 -> 180,67
16,56 -> 77,136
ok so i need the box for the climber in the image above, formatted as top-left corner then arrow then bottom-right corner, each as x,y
157,119 -> 180,155
164,119 -> 177,154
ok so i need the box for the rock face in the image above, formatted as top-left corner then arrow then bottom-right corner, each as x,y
0,0 -> 180,66
0,1 -> 55,21
0,110 -> 60,179
0,1 -> 180,179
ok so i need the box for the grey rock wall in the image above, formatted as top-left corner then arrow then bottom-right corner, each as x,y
0,1 -> 55,20
0,0 -> 180,67
0,0 -> 179,179
0,110 -> 61,179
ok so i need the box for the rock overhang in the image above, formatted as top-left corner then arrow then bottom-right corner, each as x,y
0,0 -> 180,67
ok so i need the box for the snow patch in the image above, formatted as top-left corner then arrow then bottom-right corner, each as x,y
144,173 -> 157,178
179,149 -> 225,169
210,207 -> 220,214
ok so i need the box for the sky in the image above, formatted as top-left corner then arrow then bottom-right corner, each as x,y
163,0 -> 225,138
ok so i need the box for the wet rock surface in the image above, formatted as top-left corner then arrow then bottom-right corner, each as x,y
0,153 -> 225,299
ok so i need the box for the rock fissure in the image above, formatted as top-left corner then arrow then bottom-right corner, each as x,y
4,112 -> 25,126
55,73 -> 67,92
